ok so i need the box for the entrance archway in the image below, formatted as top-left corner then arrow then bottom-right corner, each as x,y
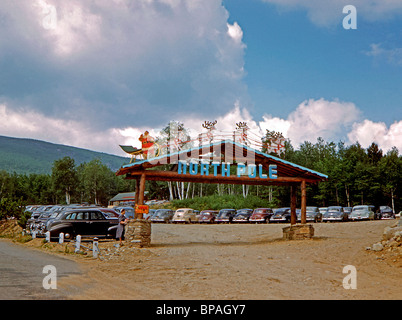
116,140 -> 328,225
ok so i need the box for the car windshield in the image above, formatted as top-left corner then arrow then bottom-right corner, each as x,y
328,207 -> 341,212
156,210 -> 169,217
254,209 -> 267,214
237,209 -> 252,215
201,212 -> 212,216
219,210 -> 233,217
380,206 -> 391,211
353,206 -> 367,211
49,212 -> 61,218
273,208 -> 289,214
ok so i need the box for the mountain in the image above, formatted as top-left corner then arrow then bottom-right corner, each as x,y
0,135 -> 130,175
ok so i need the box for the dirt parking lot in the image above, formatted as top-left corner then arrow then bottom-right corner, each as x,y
54,219 -> 401,300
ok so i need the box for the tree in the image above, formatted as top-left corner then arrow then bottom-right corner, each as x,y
80,159 -> 116,205
379,147 -> 400,213
51,157 -> 78,204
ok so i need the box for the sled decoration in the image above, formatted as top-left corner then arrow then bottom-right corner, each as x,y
120,131 -> 160,163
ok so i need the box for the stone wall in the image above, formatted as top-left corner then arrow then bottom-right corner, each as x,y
125,219 -> 151,247
282,224 -> 314,240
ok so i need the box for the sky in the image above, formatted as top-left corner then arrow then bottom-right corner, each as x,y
0,0 -> 401,157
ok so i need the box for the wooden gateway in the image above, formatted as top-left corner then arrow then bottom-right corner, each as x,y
116,140 -> 328,227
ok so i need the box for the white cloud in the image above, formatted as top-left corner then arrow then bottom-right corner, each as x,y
365,43 -> 402,66
1,98 -> 400,156
0,103 -> 152,156
259,98 -> 361,147
348,120 -> 402,151
0,0 -> 248,131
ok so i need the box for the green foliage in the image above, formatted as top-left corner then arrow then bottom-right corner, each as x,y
0,135 -> 129,175
170,194 -> 277,211
0,197 -> 25,221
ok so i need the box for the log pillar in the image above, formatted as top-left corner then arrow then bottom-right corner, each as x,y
301,180 -> 307,225
290,185 -> 297,225
136,173 -> 146,219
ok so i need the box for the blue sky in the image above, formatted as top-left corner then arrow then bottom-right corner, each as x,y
0,1 -> 401,155
224,0 -> 402,123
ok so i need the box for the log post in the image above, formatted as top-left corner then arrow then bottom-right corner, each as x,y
137,173 -> 146,219
290,185 -> 297,225
135,178 -> 140,204
301,180 -> 307,224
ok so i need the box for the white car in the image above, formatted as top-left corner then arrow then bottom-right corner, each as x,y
172,208 -> 197,223
349,205 -> 375,221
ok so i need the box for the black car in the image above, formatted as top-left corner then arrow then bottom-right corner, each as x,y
216,209 -> 237,223
377,206 -> 395,220
151,209 -> 174,223
47,209 -> 118,240
232,209 -> 254,223
270,208 -> 291,223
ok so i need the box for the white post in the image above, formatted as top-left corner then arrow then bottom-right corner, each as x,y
93,237 -> 99,258
75,235 -> 81,253
45,231 -> 50,242
32,231 -> 37,239
59,232 -> 64,244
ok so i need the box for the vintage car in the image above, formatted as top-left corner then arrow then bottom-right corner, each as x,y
378,206 -> 395,220
47,208 -> 118,239
343,207 -> 352,216
318,207 -> 328,216
198,210 -> 218,223
151,209 -> 174,223
172,208 -> 197,223
322,206 -> 348,222
296,206 -> 322,223
249,208 -> 274,223
270,208 -> 291,223
349,205 -> 375,221
215,209 -> 236,223
232,209 -> 254,223
114,206 -> 135,219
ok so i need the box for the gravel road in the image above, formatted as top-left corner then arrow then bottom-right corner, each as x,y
0,240 -> 82,300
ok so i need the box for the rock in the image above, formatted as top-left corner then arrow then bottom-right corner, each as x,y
372,243 -> 383,252
382,226 -> 402,241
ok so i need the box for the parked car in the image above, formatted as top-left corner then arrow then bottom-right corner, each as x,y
232,209 -> 253,223
270,208 -> 291,223
343,207 -> 352,217
377,206 -> 395,220
198,210 -> 218,223
249,208 -> 274,223
47,208 -> 118,239
151,209 -> 174,223
114,206 -> 135,219
322,206 -> 348,222
172,208 -> 197,223
144,209 -> 156,220
296,206 -> 322,223
215,209 -> 236,223
99,208 -> 119,219
319,207 -> 328,216
349,205 -> 375,221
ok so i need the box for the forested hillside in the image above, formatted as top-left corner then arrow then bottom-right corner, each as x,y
0,135 -> 129,174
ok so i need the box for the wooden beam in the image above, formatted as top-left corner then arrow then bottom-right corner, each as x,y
301,180 -> 307,224
125,170 -> 320,186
